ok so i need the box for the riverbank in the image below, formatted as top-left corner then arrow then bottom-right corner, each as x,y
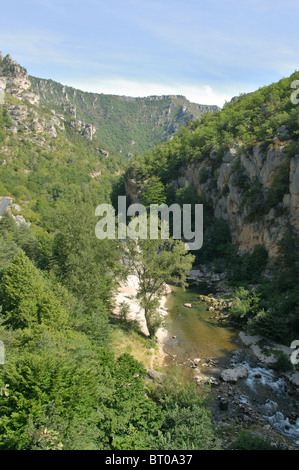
112,276 -> 299,449
113,273 -> 298,394
160,284 -> 299,449
238,331 -> 299,388
111,274 -> 171,369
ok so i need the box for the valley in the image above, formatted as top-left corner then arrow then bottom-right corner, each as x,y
0,51 -> 298,451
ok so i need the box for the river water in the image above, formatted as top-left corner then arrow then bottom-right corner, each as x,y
163,285 -> 239,380
163,285 -> 299,446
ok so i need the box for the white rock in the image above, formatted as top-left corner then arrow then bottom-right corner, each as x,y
220,366 -> 248,383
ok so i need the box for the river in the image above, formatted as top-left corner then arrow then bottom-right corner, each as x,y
162,285 -> 239,381
162,285 -> 299,447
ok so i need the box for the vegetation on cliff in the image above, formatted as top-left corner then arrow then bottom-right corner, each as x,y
0,54 -> 219,450
125,72 -> 299,345
30,75 -> 218,157
126,71 -> 299,181
0,52 -> 298,449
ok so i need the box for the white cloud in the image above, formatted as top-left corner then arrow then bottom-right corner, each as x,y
61,77 -> 239,107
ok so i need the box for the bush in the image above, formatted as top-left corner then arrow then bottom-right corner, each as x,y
0,352 -> 99,449
230,287 -> 261,323
153,378 -> 220,450
248,307 -> 289,343
243,245 -> 268,281
0,251 -> 69,329
229,431 -> 282,450
272,350 -> 293,372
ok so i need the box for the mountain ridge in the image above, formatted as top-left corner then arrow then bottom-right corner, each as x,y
125,70 -> 299,259
29,74 -> 219,156
0,51 -> 219,158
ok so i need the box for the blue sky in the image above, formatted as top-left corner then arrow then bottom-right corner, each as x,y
0,0 -> 298,106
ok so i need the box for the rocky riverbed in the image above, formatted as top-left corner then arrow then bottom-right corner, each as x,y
161,274 -> 299,450
112,269 -> 299,449
162,328 -> 299,449
207,345 -> 299,450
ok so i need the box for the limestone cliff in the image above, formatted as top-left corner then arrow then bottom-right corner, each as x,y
0,52 -> 95,141
30,76 -> 219,156
124,70 -> 299,260
172,143 -> 298,258
125,142 -> 298,259
0,53 -> 39,105
1,52 -> 220,154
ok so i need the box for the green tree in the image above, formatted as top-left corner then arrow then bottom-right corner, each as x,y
125,235 -> 194,336
52,201 -> 121,313
140,176 -> 166,208
0,251 -> 69,328
0,236 -> 19,274
0,352 -> 100,449
230,287 -> 261,324
153,377 -> 220,450
13,223 -> 40,264
95,352 -> 164,450
0,211 -> 17,236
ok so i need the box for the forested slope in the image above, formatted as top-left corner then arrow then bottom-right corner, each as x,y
125,71 -> 299,345
0,52 -> 219,450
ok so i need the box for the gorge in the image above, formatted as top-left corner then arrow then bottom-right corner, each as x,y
0,51 -> 298,451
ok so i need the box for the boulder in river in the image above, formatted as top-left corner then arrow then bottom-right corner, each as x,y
220,366 -> 248,383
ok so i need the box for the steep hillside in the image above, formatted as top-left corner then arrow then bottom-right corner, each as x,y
124,72 -> 299,345
0,51 -> 219,226
0,52 -> 222,452
0,52 -> 126,218
126,72 -> 299,259
30,76 -> 219,157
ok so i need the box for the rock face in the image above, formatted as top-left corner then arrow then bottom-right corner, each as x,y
0,53 -> 39,105
0,52 -> 94,141
70,120 -> 96,140
1,52 -> 220,154
124,138 -> 298,260
220,366 -> 248,383
12,214 -> 31,227
172,143 -> 299,258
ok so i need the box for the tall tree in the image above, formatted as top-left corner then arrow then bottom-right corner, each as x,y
124,235 -> 194,336
52,201 -> 121,313
0,251 -> 69,329
139,176 -> 166,208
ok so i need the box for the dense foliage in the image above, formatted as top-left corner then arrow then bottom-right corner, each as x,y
0,86 -> 217,449
125,72 -> 299,344
30,76 -> 212,157
1,66 -> 299,450
127,71 -> 299,182
0,199 -> 218,450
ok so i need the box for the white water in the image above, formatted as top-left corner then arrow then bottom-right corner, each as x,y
231,351 -> 299,445
165,287 -> 299,445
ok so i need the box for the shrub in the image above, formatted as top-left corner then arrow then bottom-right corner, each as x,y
272,350 -> 293,372
230,287 -> 261,323
248,308 -> 289,343
229,431 -> 282,450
